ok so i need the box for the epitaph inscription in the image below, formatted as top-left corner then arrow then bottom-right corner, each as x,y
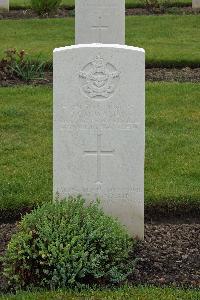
79,55 -> 120,100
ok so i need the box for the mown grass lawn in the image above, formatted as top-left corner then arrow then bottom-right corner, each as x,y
0,15 -> 200,65
0,16 -> 199,66
0,286 -> 200,300
10,0 -> 191,9
0,86 -> 52,212
0,83 -> 199,214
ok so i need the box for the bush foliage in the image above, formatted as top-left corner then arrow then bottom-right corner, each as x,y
30,0 -> 62,15
143,0 -> 176,10
0,49 -> 44,82
2,197 -> 135,290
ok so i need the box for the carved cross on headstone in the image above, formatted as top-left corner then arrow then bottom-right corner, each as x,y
84,131 -> 114,184
91,17 -> 108,43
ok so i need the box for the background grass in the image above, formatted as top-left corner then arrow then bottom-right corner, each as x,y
145,82 -> 200,206
9,0 -> 192,9
0,87 -> 52,212
0,286 -> 200,300
0,16 -> 199,67
0,83 -> 199,214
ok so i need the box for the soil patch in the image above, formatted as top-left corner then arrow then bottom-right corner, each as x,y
0,6 -> 199,20
126,6 -> 199,15
1,68 -> 200,87
0,71 -> 53,87
132,223 -> 200,288
0,222 -> 199,292
146,67 -> 200,82
0,8 -> 72,20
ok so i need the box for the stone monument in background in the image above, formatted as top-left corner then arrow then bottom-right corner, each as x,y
0,0 -> 9,11
75,0 -> 125,44
192,0 -> 200,8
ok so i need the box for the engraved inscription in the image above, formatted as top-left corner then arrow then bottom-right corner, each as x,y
62,102 -> 139,129
59,187 -> 143,203
91,16 -> 108,43
61,122 -> 139,130
79,55 -> 120,100
84,131 -> 114,184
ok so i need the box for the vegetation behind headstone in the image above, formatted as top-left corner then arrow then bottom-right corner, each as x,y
143,0 -> 176,11
30,0 -> 62,15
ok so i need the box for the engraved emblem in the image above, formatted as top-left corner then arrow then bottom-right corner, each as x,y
79,55 -> 120,100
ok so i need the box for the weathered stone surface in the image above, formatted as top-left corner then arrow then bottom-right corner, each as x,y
75,0 -> 125,45
0,0 -> 9,11
192,0 -> 200,8
53,44 -> 145,239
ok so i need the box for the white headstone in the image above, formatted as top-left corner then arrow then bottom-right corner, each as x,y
0,0 -> 9,11
75,0 -> 125,45
192,0 -> 200,8
53,44 -> 145,239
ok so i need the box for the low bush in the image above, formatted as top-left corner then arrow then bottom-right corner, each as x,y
30,0 -> 62,15
143,0 -> 176,11
2,197 -> 135,290
0,49 -> 45,83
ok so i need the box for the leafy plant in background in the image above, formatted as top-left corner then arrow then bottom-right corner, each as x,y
0,57 -> 10,82
144,0 -> 159,10
30,0 -> 62,15
143,0 -> 174,12
3,48 -> 45,83
68,8 -> 75,17
2,197 -> 135,290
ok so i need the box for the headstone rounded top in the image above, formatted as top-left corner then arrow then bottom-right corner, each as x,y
54,44 -> 145,54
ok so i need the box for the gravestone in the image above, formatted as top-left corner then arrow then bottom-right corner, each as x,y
53,44 -> 145,239
75,0 -> 125,44
192,0 -> 200,8
0,0 -> 9,11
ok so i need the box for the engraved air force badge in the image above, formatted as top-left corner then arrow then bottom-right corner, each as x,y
79,55 -> 120,100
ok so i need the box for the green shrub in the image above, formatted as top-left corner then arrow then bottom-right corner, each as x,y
2,197 -> 135,290
30,0 -> 62,15
1,49 -> 45,83
143,0 -> 175,11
